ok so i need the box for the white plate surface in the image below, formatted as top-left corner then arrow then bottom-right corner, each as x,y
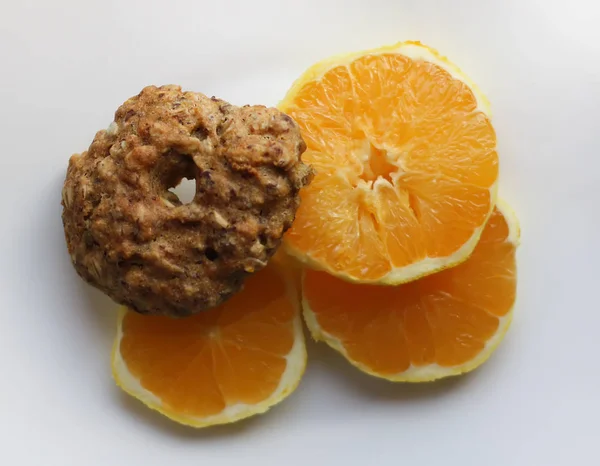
1,1 -> 599,464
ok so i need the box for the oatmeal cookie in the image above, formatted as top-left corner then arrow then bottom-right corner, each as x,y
62,85 -> 312,317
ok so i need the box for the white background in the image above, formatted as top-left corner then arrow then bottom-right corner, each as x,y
1,0 -> 599,464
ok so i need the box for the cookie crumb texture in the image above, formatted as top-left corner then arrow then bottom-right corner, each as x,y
62,85 -> 312,317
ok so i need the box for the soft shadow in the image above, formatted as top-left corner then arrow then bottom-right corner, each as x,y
79,284 -> 118,340
40,171 -> 116,319
34,171 -> 117,347
305,337 -> 471,401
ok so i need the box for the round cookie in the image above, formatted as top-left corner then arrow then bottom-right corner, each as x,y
62,85 -> 312,317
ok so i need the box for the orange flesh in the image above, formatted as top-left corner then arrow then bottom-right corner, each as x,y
119,266 -> 296,417
303,207 -> 516,374
284,52 -> 498,280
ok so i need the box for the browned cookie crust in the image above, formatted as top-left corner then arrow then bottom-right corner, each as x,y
62,85 -> 312,317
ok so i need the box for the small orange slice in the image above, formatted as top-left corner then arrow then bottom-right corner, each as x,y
112,263 -> 306,427
280,42 -> 498,284
303,202 -> 519,381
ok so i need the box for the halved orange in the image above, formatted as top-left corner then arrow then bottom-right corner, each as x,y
280,41 -> 498,284
302,202 -> 519,381
112,263 -> 306,427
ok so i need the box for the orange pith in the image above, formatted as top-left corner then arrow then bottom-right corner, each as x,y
281,43 -> 498,283
303,206 -> 517,378
118,265 -> 299,418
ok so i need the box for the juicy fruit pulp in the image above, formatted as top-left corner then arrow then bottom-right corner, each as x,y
303,204 -> 518,381
112,264 -> 306,427
280,42 -> 498,284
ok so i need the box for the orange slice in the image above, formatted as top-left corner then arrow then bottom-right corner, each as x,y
279,41 -> 498,284
302,201 -> 519,381
112,263 -> 306,427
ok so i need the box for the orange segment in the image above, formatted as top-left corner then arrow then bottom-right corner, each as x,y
401,173 -> 492,257
112,263 -> 306,427
302,203 -> 519,381
280,42 -> 498,284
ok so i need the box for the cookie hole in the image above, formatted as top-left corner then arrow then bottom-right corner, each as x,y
168,178 -> 196,205
204,248 -> 219,261
193,125 -> 209,140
